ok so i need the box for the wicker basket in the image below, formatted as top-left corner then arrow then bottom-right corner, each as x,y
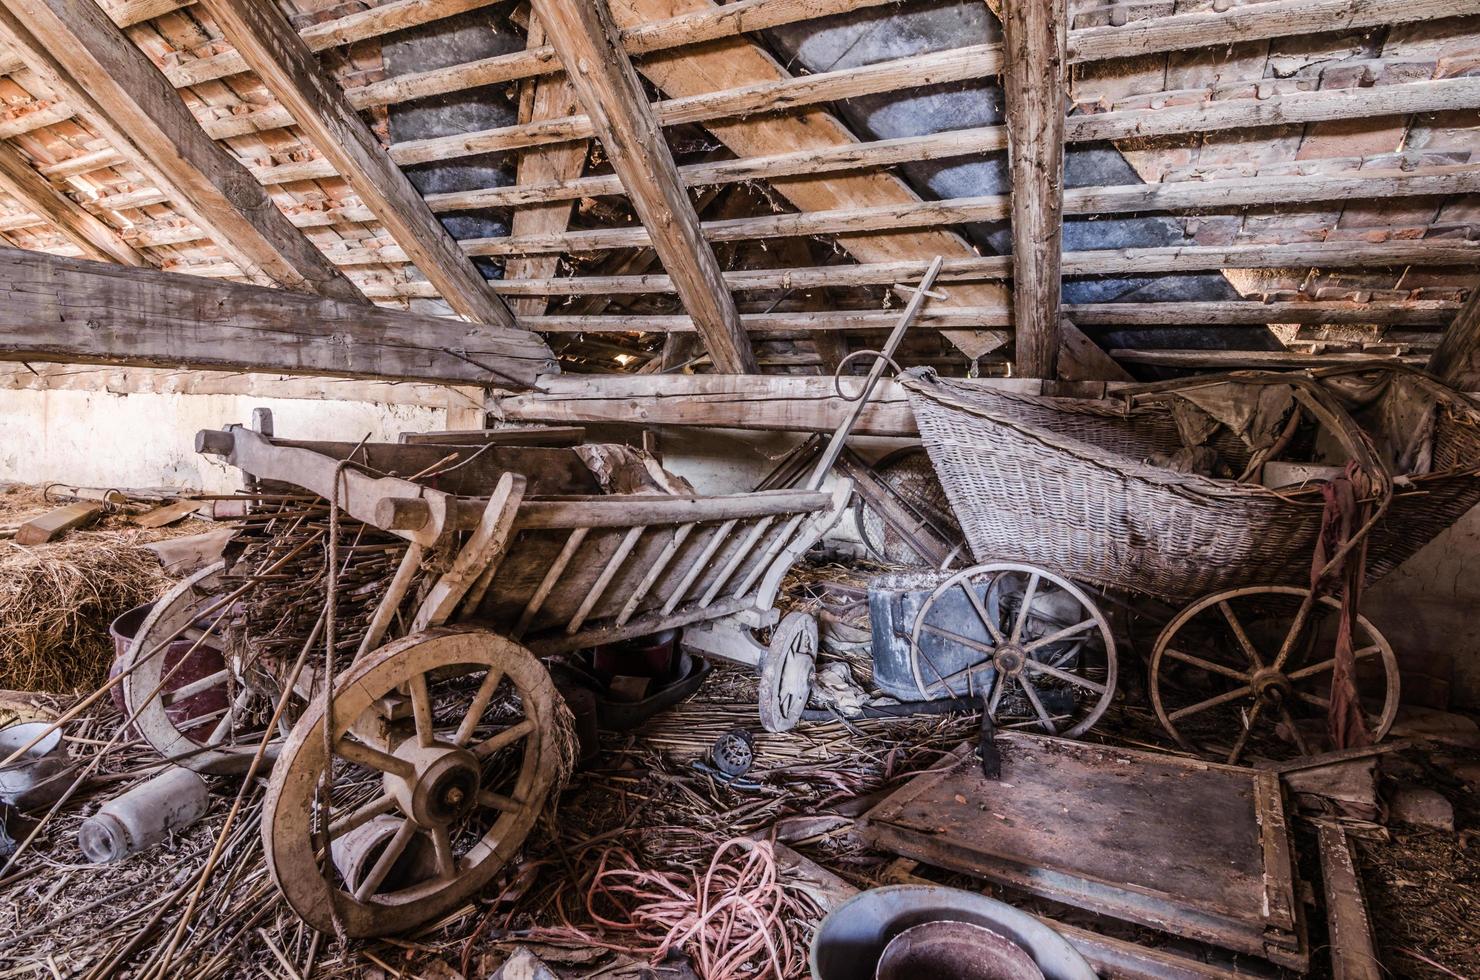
904,367 -> 1480,603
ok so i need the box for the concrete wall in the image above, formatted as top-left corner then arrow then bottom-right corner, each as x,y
0,387 -> 452,493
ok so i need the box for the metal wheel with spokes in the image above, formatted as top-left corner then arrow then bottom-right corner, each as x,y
1151,586 -> 1400,765
123,561 -> 291,775
909,563 -> 1117,737
261,627 -> 561,937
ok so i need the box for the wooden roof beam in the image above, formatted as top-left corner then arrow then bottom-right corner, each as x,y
197,0 -> 518,328
0,141 -> 146,266
1426,285 -> 1480,388
0,247 -> 555,386
1002,0 -> 1067,378
0,0 -> 362,301
533,0 -> 755,374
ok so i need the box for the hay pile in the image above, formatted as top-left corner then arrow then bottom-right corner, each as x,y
0,531 -> 171,692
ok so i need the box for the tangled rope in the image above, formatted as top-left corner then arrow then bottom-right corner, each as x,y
533,836 -> 820,979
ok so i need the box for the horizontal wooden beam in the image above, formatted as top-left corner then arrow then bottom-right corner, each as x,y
1111,349 -> 1427,368
493,374 -> 930,436
486,240 -> 1480,295
0,141 -> 146,266
427,75 -> 1480,213
0,248 -> 555,386
464,164 -> 1480,257
516,301 -> 1456,334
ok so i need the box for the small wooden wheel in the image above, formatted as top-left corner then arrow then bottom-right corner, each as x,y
758,612 -> 817,733
909,563 -> 1117,738
1151,586 -> 1400,765
261,626 -> 561,937
123,561 -> 289,775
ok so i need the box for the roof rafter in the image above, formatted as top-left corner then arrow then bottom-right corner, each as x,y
533,0 -> 756,374
0,141 -> 146,267
0,0 -> 363,301
196,0 -> 518,328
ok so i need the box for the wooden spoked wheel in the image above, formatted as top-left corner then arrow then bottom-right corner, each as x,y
123,561 -> 290,775
1151,586 -> 1400,765
262,627 -> 561,938
909,563 -> 1117,737
758,611 -> 816,733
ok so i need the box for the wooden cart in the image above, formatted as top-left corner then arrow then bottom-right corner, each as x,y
121,423 -> 848,936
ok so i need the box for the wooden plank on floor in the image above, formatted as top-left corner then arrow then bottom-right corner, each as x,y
16,502 -> 104,545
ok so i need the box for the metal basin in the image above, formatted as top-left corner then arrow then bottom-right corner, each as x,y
811,885 -> 1094,980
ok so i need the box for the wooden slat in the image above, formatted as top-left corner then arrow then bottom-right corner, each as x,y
0,0 -> 362,301
565,524 -> 645,633
1318,822 -> 1383,980
463,164 -> 1480,256
486,240 -> 1480,295
428,75 -> 1480,213
1426,283 -> 1480,388
616,523 -> 694,626
197,0 -> 516,328
1111,349 -> 1427,369
0,247 -> 555,386
514,527 -> 590,637
534,0 -> 755,374
1002,0 -> 1067,379
0,142 -> 145,266
15,502 -> 105,546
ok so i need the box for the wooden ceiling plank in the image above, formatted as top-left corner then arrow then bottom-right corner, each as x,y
1002,0 -> 1068,378
426,75 -> 1480,212
197,0 -> 517,328
461,163 -> 1480,257
0,141 -> 146,266
533,0 -> 756,374
0,0 -> 363,301
0,246 -> 556,386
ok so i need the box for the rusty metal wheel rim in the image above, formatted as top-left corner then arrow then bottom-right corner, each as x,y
1150,585 -> 1400,765
909,562 -> 1117,738
261,626 -> 559,937
122,561 -> 280,775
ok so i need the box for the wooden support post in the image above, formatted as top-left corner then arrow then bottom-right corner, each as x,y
1002,0 -> 1068,379
0,142 -> 145,266
197,0 -> 517,328
533,0 -> 756,374
1426,283 -> 1480,389
0,0 -> 362,301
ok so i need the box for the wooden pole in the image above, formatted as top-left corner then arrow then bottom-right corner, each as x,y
1002,0 -> 1068,379
1426,283 -> 1480,388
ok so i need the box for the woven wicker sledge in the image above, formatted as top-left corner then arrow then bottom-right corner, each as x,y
904,366 -> 1480,604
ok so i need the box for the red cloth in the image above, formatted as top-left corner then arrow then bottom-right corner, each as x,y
1313,462 -> 1374,750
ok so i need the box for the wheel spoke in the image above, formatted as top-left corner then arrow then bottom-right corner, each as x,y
1023,618 -> 1097,654
1287,646 -> 1382,682
1011,573 -> 1041,644
919,623 -> 996,659
985,670 -> 1006,717
454,670 -> 504,747
408,673 -> 435,749
431,827 -> 457,879
160,668 -> 231,707
478,790 -> 526,814
472,718 -> 535,760
1271,595 -> 1318,671
206,687 -> 255,746
959,581 -> 1005,645
1162,648 -> 1250,684
1225,701 -> 1264,765
1168,684 -> 1255,722
352,818 -> 416,902
1015,675 -> 1057,734
336,737 -> 415,779
1279,705 -> 1312,756
927,661 -> 993,696
1219,601 -> 1266,669
327,794 -> 397,841
1295,690 -> 1331,710
1024,658 -> 1106,695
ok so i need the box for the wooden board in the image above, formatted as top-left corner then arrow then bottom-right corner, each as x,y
15,502 -> 104,545
1318,822 -> 1382,980
859,734 -> 1305,970
131,499 -> 201,529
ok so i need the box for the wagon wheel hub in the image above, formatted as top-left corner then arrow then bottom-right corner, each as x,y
1251,667 -> 1293,705
993,645 -> 1027,676
385,741 -> 482,828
